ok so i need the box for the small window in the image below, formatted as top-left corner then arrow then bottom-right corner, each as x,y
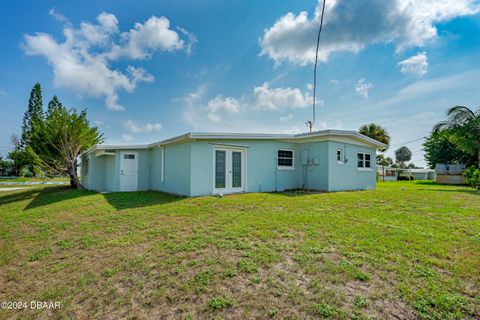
336,149 -> 343,163
123,154 -> 135,160
277,149 -> 294,169
357,153 -> 371,169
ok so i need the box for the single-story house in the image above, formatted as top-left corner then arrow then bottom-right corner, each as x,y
436,164 -> 466,184
377,167 -> 436,181
406,169 -> 436,181
377,166 -> 400,181
80,130 -> 387,196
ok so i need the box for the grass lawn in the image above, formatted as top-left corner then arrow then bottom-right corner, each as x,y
0,181 -> 479,319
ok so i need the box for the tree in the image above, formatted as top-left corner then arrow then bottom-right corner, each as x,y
31,100 -> 103,188
376,154 -> 394,181
21,83 -> 44,148
395,146 -> 412,168
17,83 -> 44,176
7,134 -> 37,176
47,95 -> 63,115
423,130 -> 477,169
0,156 -> 5,175
434,105 -> 480,169
359,123 -> 390,151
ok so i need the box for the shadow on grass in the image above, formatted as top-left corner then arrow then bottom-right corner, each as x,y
0,186 -> 183,211
101,191 -> 184,210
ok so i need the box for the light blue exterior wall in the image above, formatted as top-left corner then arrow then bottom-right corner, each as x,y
148,142 -> 192,196
85,154 -> 105,191
327,141 -> 377,191
295,141 -> 330,191
104,156 -> 116,191
81,138 -> 377,196
189,140 -> 298,196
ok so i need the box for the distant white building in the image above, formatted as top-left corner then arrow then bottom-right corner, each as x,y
377,166 -> 436,181
436,164 -> 466,185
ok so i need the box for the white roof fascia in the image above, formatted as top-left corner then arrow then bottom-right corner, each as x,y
84,130 -> 388,156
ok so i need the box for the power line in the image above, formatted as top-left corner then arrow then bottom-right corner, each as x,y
390,136 -> 426,148
308,0 -> 327,133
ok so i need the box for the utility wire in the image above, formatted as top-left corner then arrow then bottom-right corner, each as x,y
310,0 -> 327,132
390,136 -> 426,148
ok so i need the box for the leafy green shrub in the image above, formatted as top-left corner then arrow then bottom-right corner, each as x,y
19,167 -> 33,177
464,166 -> 480,188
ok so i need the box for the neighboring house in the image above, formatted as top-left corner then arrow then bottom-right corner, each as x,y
436,164 -> 466,184
407,169 -> 436,181
377,166 -> 400,181
377,167 -> 436,181
80,130 -> 387,196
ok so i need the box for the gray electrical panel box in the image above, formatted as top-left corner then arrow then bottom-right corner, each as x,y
313,158 -> 320,165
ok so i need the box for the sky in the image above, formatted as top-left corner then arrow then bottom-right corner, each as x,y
1,0 -> 480,167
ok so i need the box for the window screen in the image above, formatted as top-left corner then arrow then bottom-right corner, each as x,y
365,153 -> 371,168
278,150 -> 293,167
337,149 -> 343,162
357,153 -> 371,168
215,150 -> 226,188
232,151 -> 242,188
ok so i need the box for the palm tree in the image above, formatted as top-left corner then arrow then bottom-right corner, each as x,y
359,123 -> 390,151
434,106 -> 480,169
360,123 -> 390,181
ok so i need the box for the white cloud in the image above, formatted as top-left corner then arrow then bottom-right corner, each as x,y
377,68 -> 480,107
22,11 -> 194,111
122,134 -> 134,142
124,119 -> 162,133
279,113 -> 294,122
253,82 -> 312,110
398,52 -> 428,76
181,82 -> 317,127
355,79 -> 373,98
181,85 -> 206,129
48,8 -> 69,24
259,0 -> 480,65
206,95 -> 241,123
108,16 -> 185,60
177,27 -> 198,56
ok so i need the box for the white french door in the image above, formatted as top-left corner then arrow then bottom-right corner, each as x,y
213,148 -> 246,194
120,152 -> 138,191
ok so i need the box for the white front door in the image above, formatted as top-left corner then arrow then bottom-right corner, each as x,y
214,148 -> 246,194
120,152 -> 138,191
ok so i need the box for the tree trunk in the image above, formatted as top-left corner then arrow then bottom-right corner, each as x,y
478,151 -> 480,169
68,159 -> 81,189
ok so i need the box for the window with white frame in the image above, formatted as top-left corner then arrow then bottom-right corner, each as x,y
336,149 -> 343,163
277,149 -> 294,169
357,153 -> 371,169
